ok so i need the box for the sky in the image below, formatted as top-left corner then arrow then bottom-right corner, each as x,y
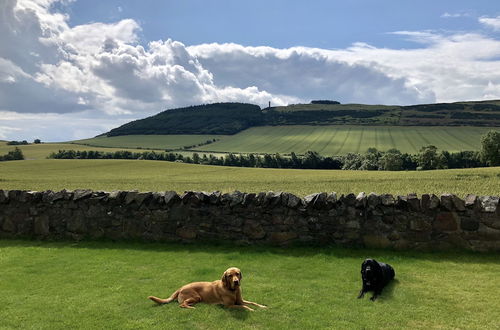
1,0 -> 500,142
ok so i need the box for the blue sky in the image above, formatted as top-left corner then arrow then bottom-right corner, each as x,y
1,0 -> 500,141
65,0 -> 498,49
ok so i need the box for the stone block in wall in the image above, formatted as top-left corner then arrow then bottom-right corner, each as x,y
480,213 -> 500,230
363,234 -> 391,249
0,190 -> 8,203
380,194 -> 394,206
479,196 -> 499,213
355,192 -> 366,208
286,193 -> 302,208
176,226 -> 197,239
34,215 -> 50,236
243,220 -> 266,239
2,217 -> 16,232
460,218 -> 480,231
73,189 -> 93,201
464,194 -> 478,208
242,193 -> 256,206
269,231 -> 297,244
422,194 -> 440,210
434,212 -> 458,231
327,192 -> 338,205
164,191 -> 180,206
410,218 -> 432,232
367,193 -> 380,208
440,193 -> 454,211
395,196 -> 408,210
407,193 -> 420,211
67,215 -> 87,234
462,224 -> 500,241
342,193 -> 356,206
452,195 -> 465,211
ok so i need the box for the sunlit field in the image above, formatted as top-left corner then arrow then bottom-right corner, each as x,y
0,159 -> 499,197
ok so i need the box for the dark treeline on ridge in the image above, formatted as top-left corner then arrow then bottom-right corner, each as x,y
48,146 -> 489,171
103,100 -> 500,137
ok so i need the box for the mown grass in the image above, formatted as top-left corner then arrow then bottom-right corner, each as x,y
0,240 -> 498,329
0,159 -> 499,196
196,125 -> 496,155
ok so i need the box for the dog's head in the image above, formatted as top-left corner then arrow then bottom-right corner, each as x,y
361,259 -> 378,286
222,267 -> 242,291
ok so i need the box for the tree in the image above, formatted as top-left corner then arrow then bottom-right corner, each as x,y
480,130 -> 500,166
417,145 -> 443,170
34,139 -> 41,144
379,149 -> 403,171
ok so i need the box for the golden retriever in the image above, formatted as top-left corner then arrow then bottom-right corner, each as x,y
148,267 -> 266,311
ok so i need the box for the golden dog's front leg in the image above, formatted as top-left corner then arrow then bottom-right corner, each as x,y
243,300 -> 267,308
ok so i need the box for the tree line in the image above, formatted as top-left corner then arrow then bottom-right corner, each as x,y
0,147 -> 24,161
48,130 -> 500,170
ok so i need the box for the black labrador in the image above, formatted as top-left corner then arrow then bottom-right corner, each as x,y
357,258 -> 395,301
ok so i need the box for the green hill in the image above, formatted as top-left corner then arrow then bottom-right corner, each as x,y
106,103 -> 263,136
103,100 -> 500,137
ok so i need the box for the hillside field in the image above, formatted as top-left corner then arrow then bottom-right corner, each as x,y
75,125 -> 499,156
1,159 -> 499,196
73,134 -> 225,150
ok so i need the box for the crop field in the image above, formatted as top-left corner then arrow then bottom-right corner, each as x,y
74,134 -> 226,150
0,240 -> 499,329
195,125 -> 496,155
1,159 -> 499,197
67,126 -> 498,156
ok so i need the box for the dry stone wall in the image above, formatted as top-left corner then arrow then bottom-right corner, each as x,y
0,189 -> 499,252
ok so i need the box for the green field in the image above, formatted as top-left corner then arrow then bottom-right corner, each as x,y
1,159 -> 499,196
73,126 -> 498,156
0,142 -> 166,160
1,240 -> 498,329
195,125 -> 495,155
73,134 -> 225,150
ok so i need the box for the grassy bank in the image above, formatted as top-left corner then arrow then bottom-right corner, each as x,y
0,159 -> 499,196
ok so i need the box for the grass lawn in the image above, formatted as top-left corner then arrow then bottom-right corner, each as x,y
0,159 -> 499,197
0,240 -> 498,329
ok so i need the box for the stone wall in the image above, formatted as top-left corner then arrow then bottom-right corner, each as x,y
0,189 -> 499,252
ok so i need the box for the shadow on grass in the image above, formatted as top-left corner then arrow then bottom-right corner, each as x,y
378,279 -> 399,302
0,238 -> 498,265
220,305 -> 251,320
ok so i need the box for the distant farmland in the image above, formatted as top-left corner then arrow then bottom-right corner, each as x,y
73,134 -> 225,150
195,125 -> 495,155
72,125 -> 497,156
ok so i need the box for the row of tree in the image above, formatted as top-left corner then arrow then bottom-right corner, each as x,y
0,147 -> 24,161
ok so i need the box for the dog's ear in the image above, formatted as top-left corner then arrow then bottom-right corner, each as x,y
221,271 -> 230,289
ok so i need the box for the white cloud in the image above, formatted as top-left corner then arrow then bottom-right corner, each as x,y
441,12 -> 471,18
479,16 -> 500,31
1,0 -> 500,141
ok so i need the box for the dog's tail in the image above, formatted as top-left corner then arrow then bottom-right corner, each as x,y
148,289 -> 180,305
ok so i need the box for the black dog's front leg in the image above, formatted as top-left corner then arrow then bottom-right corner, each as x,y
370,289 -> 381,301
357,286 -> 366,299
